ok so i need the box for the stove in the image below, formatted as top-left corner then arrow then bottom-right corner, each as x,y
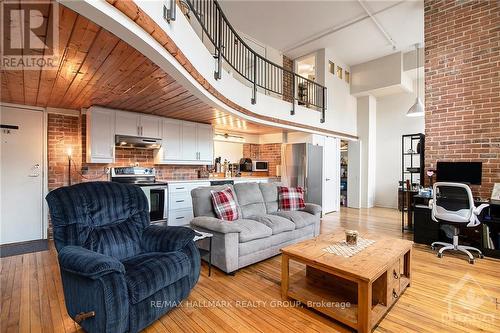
111,167 -> 168,222
110,167 -> 167,186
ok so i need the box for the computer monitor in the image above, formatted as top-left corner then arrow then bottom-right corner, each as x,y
436,162 -> 482,185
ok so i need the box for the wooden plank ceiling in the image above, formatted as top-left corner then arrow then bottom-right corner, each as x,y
0,2 -> 279,134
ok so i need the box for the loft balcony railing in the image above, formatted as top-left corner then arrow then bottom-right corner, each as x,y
184,0 -> 327,122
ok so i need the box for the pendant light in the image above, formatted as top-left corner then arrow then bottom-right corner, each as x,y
407,43 -> 424,117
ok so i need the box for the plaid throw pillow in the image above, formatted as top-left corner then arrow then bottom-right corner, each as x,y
278,186 -> 305,211
211,187 -> 239,221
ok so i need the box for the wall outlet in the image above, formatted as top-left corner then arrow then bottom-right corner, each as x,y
104,167 -> 110,174
81,166 -> 89,174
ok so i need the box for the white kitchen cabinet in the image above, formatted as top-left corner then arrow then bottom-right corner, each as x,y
86,107 -> 115,163
157,118 -> 182,162
115,111 -> 160,138
155,120 -> 213,165
179,122 -> 214,164
181,122 -> 198,161
167,181 -> 210,226
115,111 -> 140,136
197,123 -> 214,163
140,114 -> 161,138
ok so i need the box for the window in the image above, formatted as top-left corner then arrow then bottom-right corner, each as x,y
329,61 -> 335,75
336,66 -> 343,79
345,71 -> 350,83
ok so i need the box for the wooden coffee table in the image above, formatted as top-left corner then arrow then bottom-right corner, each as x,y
281,232 -> 412,333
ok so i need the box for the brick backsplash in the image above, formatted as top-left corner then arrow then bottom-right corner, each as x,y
424,0 -> 500,198
242,143 -> 281,177
47,113 -> 206,190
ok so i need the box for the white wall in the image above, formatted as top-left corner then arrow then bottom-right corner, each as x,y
351,52 -> 403,95
355,95 -> 377,208
322,48 -> 358,136
213,141 -> 243,164
374,79 -> 425,209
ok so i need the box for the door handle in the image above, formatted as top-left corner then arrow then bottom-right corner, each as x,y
29,164 -> 40,177
326,178 -> 331,181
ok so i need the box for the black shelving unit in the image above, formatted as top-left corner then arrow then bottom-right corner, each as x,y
401,133 -> 425,232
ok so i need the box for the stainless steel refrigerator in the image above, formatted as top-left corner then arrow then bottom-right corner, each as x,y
281,143 -> 323,206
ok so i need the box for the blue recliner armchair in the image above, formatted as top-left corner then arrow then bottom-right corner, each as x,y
46,181 -> 200,333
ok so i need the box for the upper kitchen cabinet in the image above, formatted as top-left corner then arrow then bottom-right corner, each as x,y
86,106 -> 115,163
155,120 -> 213,165
181,122 -> 198,161
156,118 -> 182,162
196,123 -> 214,163
140,115 -> 161,138
115,111 -> 160,138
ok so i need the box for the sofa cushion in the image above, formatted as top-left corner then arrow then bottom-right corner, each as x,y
259,183 -> 279,213
123,252 -> 190,304
231,219 -> 272,243
211,187 -> 239,221
249,215 -> 296,235
233,183 -> 266,218
278,186 -> 306,211
271,210 -> 317,229
192,185 -> 241,218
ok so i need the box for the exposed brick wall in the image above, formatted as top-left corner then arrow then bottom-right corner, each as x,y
242,143 -> 281,176
47,114 -> 83,189
283,55 -> 294,103
48,113 -> 206,190
424,0 -> 500,198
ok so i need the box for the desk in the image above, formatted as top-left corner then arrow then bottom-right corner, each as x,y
399,189 -> 419,231
412,196 -> 500,259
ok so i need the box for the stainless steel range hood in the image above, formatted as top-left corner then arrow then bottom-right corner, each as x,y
115,135 -> 162,149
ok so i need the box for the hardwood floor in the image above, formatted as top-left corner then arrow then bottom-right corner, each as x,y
1,207 -> 499,333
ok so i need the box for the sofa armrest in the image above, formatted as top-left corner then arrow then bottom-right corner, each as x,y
303,203 -> 322,215
141,225 -> 195,252
58,246 -> 125,279
191,216 -> 243,234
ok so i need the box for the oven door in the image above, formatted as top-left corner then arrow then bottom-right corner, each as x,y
143,186 -> 167,222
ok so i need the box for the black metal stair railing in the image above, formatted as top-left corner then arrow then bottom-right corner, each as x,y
185,0 -> 327,122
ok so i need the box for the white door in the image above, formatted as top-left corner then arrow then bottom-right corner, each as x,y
197,124 -> 213,162
323,137 -> 340,213
181,122 -> 198,161
1,106 -> 44,244
162,119 -> 182,160
115,111 -> 139,136
140,115 -> 160,138
87,108 -> 115,163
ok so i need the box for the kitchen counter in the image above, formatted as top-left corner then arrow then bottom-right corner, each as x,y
158,177 -> 281,184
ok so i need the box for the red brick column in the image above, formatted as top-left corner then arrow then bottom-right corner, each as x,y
424,0 -> 500,198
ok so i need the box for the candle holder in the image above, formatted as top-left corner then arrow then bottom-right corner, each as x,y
345,230 -> 359,246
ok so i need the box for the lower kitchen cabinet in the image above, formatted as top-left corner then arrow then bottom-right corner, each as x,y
167,181 -> 210,226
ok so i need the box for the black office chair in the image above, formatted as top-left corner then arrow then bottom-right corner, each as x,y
429,182 -> 489,264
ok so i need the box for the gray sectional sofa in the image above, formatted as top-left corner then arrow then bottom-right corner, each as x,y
190,182 -> 321,273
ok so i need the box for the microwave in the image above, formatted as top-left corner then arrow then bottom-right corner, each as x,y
252,160 -> 268,172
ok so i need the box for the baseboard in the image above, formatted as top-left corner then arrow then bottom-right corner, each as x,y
0,239 -> 49,258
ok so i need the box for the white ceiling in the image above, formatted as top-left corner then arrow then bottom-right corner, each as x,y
218,0 -> 424,66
